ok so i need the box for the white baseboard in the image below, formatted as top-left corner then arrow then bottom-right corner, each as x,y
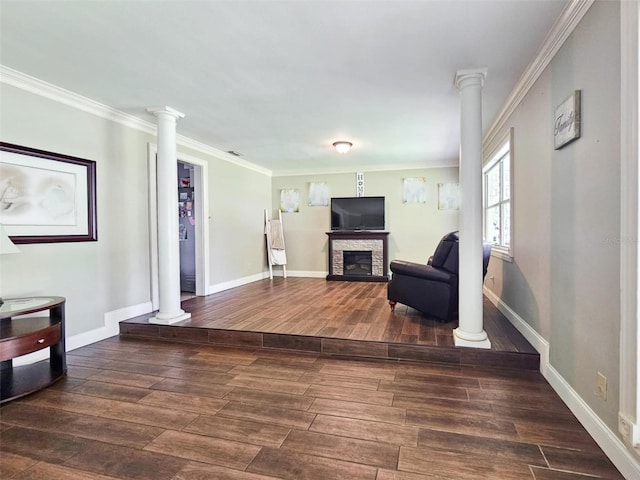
546,363 -> 640,479
483,286 -> 640,479
103,301 -> 153,326
207,271 -> 328,292
66,301 -> 153,351
483,286 -> 550,375
270,270 -> 328,278
207,273 -> 266,295
11,349 -> 50,366
12,301 -> 153,366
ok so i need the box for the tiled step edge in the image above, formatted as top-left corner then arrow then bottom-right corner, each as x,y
119,323 -> 540,370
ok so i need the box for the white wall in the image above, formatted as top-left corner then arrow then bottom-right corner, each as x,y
484,0 -> 621,438
0,83 -> 155,336
176,145 -> 271,286
0,82 -> 271,339
272,168 -> 459,274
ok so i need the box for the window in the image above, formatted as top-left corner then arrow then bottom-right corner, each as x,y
483,129 -> 513,260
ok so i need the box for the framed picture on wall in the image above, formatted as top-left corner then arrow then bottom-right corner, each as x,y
0,142 -> 98,243
438,183 -> 459,210
279,189 -> 300,213
308,182 -> 329,206
403,177 -> 427,204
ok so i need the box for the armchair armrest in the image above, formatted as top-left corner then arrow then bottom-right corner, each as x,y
389,260 -> 453,283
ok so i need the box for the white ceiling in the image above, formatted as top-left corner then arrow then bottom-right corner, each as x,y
0,0 -> 568,175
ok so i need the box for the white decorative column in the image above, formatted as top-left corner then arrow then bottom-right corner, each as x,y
147,106 -> 191,325
453,69 -> 490,349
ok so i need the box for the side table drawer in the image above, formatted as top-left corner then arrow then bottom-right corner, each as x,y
0,323 -> 61,362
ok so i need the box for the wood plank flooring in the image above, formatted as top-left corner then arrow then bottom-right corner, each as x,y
121,278 -> 539,369
0,336 -> 623,480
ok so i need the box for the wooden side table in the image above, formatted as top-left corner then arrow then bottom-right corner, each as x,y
0,296 -> 66,404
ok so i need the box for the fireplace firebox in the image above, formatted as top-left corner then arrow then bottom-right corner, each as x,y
343,251 -> 372,276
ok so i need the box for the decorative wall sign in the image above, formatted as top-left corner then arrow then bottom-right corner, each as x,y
356,172 -> 365,197
403,177 -> 427,203
438,183 -> 460,210
554,90 -> 581,150
308,181 -> 329,206
0,142 -> 97,243
279,189 -> 300,213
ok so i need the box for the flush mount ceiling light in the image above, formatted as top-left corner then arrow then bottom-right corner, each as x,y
332,141 -> 353,154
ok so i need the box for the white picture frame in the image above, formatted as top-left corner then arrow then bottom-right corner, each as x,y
554,90 -> 581,150
279,189 -> 300,213
308,182 -> 329,206
403,177 -> 427,204
438,183 -> 459,211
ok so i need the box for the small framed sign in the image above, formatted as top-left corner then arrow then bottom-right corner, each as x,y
356,172 -> 365,197
554,90 -> 581,150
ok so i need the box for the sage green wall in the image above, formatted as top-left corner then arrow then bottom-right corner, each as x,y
0,83 -> 154,337
272,168 -> 459,273
0,83 -> 271,338
209,162 -> 271,283
173,146 -> 271,284
483,1 -> 620,431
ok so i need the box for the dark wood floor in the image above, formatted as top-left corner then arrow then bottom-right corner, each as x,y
0,336 -> 623,479
121,278 -> 539,370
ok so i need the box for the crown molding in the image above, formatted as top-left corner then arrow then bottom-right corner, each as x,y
483,0 -> 595,150
0,65 -> 272,177
0,65 -> 156,135
1,63 -> 426,178
175,134 -> 272,176
273,161 -> 457,177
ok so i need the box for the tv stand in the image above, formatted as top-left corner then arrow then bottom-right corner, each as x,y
326,231 -> 389,282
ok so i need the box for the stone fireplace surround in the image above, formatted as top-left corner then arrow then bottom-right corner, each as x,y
326,231 -> 389,282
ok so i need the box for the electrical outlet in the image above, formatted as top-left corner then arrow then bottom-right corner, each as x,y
596,372 -> 607,400
619,413 -> 640,449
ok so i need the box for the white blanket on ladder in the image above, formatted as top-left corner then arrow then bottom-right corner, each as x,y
265,213 -> 287,268
271,248 -> 287,265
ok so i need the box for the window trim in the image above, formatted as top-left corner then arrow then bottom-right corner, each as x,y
483,128 -> 514,262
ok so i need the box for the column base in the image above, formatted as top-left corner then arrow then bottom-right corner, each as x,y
149,310 -> 191,325
453,328 -> 491,349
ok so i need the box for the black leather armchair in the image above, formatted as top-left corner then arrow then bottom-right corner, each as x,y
387,231 -> 491,321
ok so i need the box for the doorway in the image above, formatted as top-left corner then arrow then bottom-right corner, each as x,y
178,162 -> 196,300
148,144 -> 210,310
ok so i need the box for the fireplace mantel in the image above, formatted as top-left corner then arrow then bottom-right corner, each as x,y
326,231 -> 389,282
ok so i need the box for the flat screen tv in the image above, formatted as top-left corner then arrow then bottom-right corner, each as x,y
331,196 -> 385,231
